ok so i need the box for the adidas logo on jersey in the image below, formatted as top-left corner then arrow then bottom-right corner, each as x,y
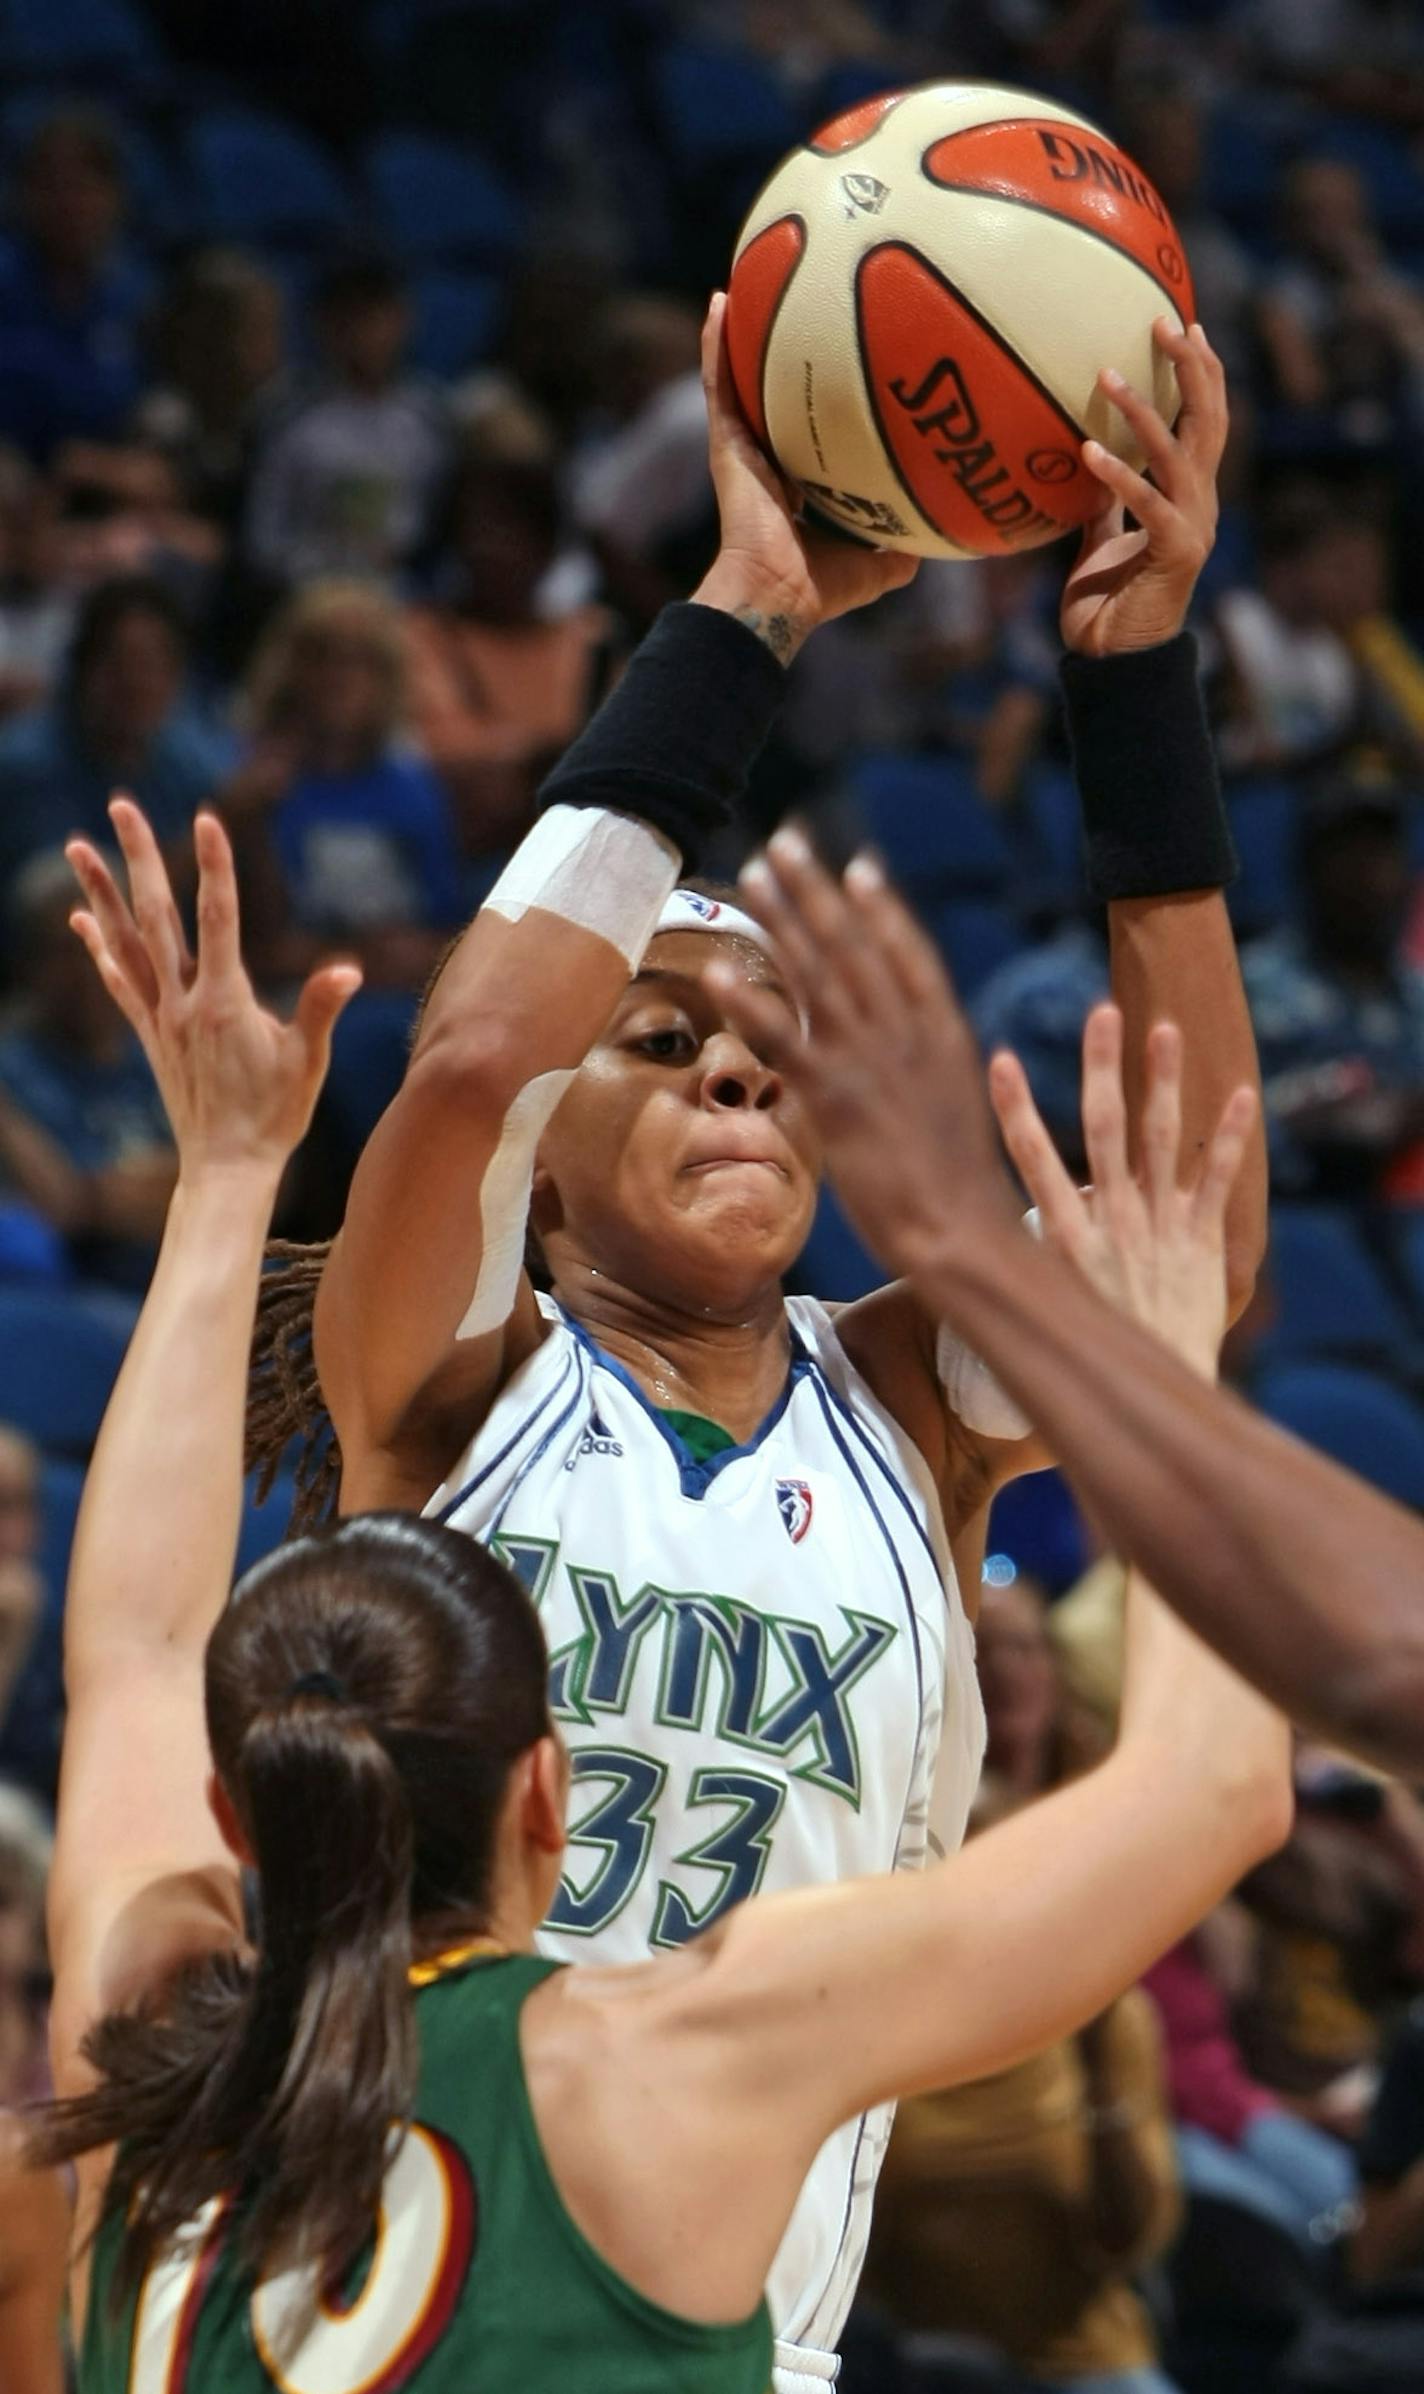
776,1478 -> 813,1544
566,1411 -> 624,1469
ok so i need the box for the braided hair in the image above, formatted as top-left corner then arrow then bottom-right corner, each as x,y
247,1240 -> 339,1534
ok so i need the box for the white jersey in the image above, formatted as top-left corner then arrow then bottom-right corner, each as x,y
426,1293 -> 984,2381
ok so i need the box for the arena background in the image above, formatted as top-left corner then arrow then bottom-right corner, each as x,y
0,5 -> 1421,2389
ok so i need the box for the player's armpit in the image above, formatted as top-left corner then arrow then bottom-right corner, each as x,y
836,1278 -> 1053,1546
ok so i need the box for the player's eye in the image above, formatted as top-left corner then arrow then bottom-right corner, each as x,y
638,1026 -> 698,1063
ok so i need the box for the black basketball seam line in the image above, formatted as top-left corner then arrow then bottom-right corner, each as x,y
854,242 -> 1091,549
736,213 -> 808,452
804,89 -> 905,158
852,252 -> 972,552
918,153 -> 1193,315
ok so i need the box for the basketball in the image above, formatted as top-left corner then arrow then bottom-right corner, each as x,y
726,81 -> 1196,560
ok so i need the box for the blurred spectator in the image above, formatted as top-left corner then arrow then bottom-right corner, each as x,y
1214,489 -> 1372,775
1267,1997 -> 1424,2391
0,455 -> 72,724
46,441 -> 222,616
131,250 -> 288,537
1232,1758 -> 1424,2125
730,0 -> 906,87
0,2110 -> 67,2394
867,1581 -> 1184,2394
571,294 -> 713,628
1247,0 -> 1424,130
1144,1928 -> 1359,2245
1241,779 -> 1424,1200
0,576 -> 227,890
973,916 -> 1110,1179
0,1433 -> 41,1739
975,1571 -> 1105,1799
0,110 -> 147,466
0,1781 -> 49,2110
407,403 -> 616,855
1352,2000 -> 1424,2286
1258,159 -> 1424,440
789,552 -> 1059,803
220,581 -> 465,988
0,849 -> 175,1290
244,255 -> 450,593
0,1779 -> 64,2387
1117,83 -> 1259,387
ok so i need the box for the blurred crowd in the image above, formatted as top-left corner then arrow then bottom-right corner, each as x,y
0,2 -> 1421,2388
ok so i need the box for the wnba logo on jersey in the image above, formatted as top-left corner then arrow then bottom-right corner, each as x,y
776,1478 -> 813,1544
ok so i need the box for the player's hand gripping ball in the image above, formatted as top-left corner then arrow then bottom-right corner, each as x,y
726,81 -> 1195,559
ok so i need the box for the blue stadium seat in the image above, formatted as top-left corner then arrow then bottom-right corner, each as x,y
1227,778 -> 1298,936
986,1469 -> 1090,1597
0,1454 -> 83,1800
36,1453 -> 83,1618
1398,1210 -> 1424,1320
846,752 -> 1016,896
367,132 -> 522,266
1022,761 -> 1082,904
1205,94 -> 1302,241
185,109 -> 353,249
791,1185 -> 882,1304
322,986 -> 419,1158
0,1284 -> 137,1456
930,899 -> 1028,998
410,267 -> 503,376
1254,1361 -> 1424,1508
0,1199 -> 67,1286
1260,1206 -> 1415,1370
0,0 -> 160,85
653,38 -> 799,168
236,1470 -> 297,1577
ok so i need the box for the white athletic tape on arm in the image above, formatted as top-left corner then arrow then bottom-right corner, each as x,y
935,1207 -> 1043,1442
484,805 -> 680,971
457,1067 -> 575,1340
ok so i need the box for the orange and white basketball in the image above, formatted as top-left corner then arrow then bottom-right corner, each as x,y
726,82 -> 1195,560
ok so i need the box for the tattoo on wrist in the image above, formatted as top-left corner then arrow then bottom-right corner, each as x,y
732,604 -> 801,665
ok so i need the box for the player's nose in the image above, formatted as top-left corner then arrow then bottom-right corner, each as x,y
699,1034 -> 782,1112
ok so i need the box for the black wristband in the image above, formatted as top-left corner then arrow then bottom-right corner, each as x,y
1060,631 -> 1237,902
536,601 -> 786,872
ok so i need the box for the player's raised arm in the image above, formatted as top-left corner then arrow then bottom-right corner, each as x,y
1063,321 -> 1266,1324
715,839 -> 1424,1774
308,294 -> 915,1514
47,805 -> 358,2089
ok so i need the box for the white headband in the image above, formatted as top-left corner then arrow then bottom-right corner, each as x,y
651,888 -> 772,949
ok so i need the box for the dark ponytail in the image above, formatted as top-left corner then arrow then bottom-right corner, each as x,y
31,1516 -> 552,2296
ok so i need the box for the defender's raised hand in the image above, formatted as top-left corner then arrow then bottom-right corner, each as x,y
1060,318 -> 1227,658
66,799 -> 360,1183
989,1008 -> 1257,1381
706,830 -> 1019,1280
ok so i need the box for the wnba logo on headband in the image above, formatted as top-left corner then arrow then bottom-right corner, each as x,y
655,889 -> 772,950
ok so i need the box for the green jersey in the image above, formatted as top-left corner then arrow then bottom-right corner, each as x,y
82,1950 -> 772,2394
